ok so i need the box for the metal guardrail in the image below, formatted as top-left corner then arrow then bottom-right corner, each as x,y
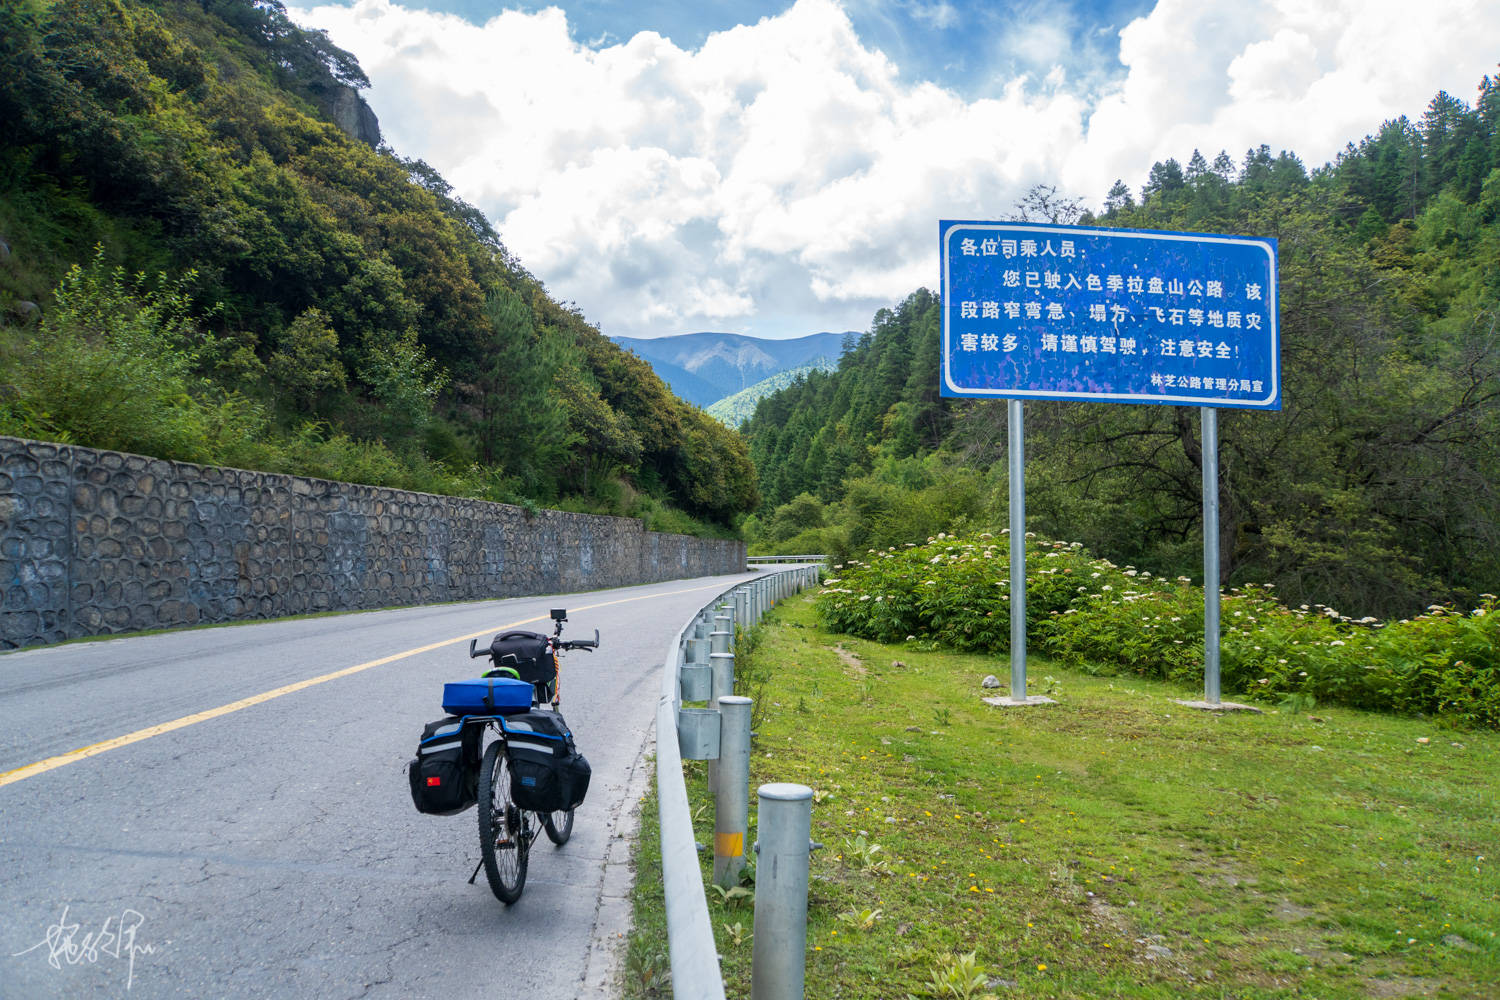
746,554 -> 827,565
655,565 -> 822,999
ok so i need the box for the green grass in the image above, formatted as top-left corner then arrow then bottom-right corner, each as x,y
625,594 -> 1499,999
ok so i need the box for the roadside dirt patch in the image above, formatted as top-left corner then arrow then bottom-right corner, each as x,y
1364,975 -> 1442,997
830,644 -> 867,676
1272,900 -> 1317,922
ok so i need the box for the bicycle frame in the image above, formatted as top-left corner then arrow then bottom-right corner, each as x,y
464,608 -> 598,904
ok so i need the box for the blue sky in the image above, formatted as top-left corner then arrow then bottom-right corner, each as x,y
378,0 -> 1155,98
291,0 -> 1500,339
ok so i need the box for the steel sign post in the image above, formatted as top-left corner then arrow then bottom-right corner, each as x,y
1202,406 -> 1221,704
940,220 -> 1278,706
1008,398 -> 1026,699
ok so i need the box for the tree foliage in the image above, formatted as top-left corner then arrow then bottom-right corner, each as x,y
0,0 -> 755,531
745,69 -> 1500,617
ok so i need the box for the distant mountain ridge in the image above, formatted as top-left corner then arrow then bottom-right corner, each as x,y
611,331 -> 850,408
707,362 -> 838,428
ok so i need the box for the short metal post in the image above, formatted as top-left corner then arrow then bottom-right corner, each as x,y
681,636 -> 711,703
709,651 -> 735,703
711,627 -> 733,656
751,783 -> 813,1000
714,695 -> 752,886
734,590 -> 749,629
706,649 -> 737,795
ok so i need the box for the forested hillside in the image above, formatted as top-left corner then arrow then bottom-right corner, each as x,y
743,72 -> 1500,618
705,361 -> 837,428
0,0 -> 756,531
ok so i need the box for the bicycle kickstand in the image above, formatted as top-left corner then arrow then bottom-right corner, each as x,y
468,858 -> 484,885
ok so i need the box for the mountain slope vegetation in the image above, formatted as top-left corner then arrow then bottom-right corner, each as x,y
706,361 -> 838,428
743,72 -> 1500,617
0,0 -> 757,530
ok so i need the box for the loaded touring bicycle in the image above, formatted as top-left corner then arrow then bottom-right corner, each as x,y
407,609 -> 598,904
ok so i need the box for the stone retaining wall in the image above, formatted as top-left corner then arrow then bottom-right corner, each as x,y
0,437 -> 746,649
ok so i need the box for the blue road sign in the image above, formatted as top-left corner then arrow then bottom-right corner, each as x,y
940,221 -> 1279,409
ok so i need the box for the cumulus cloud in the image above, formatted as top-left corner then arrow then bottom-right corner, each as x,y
290,0 -> 1500,339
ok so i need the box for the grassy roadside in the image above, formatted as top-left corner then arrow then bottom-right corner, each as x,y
625,592 -> 1498,999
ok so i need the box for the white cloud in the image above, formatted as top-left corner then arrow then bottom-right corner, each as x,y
910,2 -> 960,30
290,0 -> 1500,339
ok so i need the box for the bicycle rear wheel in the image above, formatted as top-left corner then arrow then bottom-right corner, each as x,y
478,741 -> 528,904
542,808 -> 574,845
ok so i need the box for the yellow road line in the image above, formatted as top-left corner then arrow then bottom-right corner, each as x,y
0,582 -> 726,788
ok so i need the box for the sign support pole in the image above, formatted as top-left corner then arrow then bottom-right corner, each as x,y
1201,406 -> 1221,705
1008,398 -> 1027,699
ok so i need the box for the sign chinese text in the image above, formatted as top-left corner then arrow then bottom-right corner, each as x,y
940,221 -> 1279,409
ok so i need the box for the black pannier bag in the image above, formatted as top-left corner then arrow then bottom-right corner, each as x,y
489,631 -> 558,699
501,710 -> 591,813
408,716 -> 481,815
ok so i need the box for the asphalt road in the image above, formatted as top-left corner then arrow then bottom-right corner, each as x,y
0,572 -> 753,999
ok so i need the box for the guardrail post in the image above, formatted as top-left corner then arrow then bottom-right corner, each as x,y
713,695 -> 752,887
751,783 -> 813,1000
705,649 -> 735,795
680,635 -> 712,701
709,650 -> 735,703
711,624 -> 733,656
677,706 -> 720,759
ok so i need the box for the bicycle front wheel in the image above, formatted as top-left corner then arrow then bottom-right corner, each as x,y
543,808 -> 574,845
478,741 -> 528,904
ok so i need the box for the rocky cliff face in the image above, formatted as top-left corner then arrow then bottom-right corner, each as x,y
324,85 -> 382,148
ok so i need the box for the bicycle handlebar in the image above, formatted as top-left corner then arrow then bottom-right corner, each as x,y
468,629 -> 601,660
559,629 -> 600,652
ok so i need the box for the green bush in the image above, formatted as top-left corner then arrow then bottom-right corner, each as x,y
1043,585 -> 1204,685
0,250 -> 243,462
816,531 -> 1500,728
818,532 -> 1132,651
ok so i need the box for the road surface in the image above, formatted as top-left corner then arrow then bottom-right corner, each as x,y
0,573 -> 752,999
